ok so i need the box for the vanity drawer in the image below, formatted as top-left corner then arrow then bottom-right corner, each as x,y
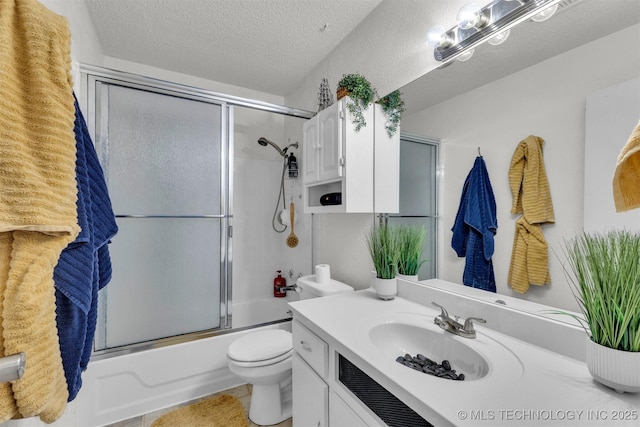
293,320 -> 328,377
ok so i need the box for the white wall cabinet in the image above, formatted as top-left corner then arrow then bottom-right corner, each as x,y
302,97 -> 399,213
373,103 -> 400,214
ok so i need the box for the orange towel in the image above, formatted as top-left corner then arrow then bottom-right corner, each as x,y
0,0 -> 78,422
613,119 -> 640,212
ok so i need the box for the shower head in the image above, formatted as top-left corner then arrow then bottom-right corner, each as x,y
257,137 -> 286,157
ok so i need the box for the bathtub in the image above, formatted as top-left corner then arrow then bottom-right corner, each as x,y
75,297 -> 294,426
232,294 -> 298,328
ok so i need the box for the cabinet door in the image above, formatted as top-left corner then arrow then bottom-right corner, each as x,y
303,117 -> 319,184
318,102 -> 343,182
329,391 -> 369,427
293,353 -> 328,427
374,103 -> 400,213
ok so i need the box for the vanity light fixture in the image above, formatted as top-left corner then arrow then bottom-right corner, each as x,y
530,2 -> 559,22
456,2 -> 488,30
487,29 -> 510,46
456,49 -> 475,61
427,0 -> 563,63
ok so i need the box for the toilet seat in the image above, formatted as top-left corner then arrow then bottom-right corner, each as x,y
227,330 -> 292,367
229,349 -> 293,368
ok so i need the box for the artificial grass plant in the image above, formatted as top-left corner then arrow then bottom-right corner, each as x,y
563,230 -> 640,352
397,225 -> 426,276
366,224 -> 400,280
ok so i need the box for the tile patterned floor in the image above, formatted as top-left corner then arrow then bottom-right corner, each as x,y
105,384 -> 292,427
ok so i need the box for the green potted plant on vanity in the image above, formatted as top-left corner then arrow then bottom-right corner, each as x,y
562,230 -> 640,393
396,225 -> 427,281
337,73 -> 377,133
377,89 -> 406,138
366,223 -> 400,300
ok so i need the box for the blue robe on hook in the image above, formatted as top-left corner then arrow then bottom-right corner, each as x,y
451,156 -> 497,292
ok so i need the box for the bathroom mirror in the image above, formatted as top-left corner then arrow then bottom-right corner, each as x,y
382,0 -> 640,314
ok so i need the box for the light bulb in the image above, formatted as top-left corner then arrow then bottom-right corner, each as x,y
426,26 -> 446,48
531,3 -> 558,22
487,29 -> 510,46
456,49 -> 475,62
456,3 -> 486,30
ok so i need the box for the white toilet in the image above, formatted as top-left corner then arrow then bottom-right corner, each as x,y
227,274 -> 353,425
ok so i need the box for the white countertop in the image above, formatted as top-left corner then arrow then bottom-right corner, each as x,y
289,289 -> 640,426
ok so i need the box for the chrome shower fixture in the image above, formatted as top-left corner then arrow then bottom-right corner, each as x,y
257,137 -> 298,157
258,137 -> 300,233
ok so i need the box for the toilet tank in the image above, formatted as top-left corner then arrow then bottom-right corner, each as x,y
296,275 -> 354,300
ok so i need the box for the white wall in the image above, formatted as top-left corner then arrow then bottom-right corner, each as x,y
401,24 -> 640,311
39,0 -> 104,66
584,77 -> 640,232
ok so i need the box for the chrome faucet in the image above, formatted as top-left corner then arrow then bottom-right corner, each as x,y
276,284 -> 299,294
431,302 -> 486,339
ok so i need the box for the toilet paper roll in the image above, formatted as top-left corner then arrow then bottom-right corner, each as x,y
315,264 -> 331,285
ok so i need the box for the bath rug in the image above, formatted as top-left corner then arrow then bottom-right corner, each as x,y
150,394 -> 249,427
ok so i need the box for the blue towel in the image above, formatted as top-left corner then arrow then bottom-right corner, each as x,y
54,95 -> 118,401
451,156 -> 497,292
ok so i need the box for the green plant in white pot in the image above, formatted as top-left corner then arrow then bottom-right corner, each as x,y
397,225 -> 426,281
562,230 -> 640,393
366,224 -> 399,300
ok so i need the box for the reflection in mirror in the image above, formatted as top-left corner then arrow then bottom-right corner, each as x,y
387,135 -> 439,280
388,0 -> 640,316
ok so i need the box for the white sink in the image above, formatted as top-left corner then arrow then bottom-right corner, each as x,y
359,312 -> 524,382
370,321 -> 490,380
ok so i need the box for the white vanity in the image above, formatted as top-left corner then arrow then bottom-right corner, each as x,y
288,279 -> 640,426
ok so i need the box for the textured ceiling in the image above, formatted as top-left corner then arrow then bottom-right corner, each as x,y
85,0 -> 639,107
85,0 -> 383,96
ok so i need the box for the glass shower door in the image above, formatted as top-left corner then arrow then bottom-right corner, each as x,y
386,136 -> 439,279
93,83 -> 227,350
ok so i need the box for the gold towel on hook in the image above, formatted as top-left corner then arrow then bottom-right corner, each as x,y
507,135 -> 555,293
613,119 -> 640,212
0,0 -> 78,422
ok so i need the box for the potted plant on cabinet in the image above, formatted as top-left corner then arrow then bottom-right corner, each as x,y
377,89 -> 406,137
397,224 -> 426,281
366,224 -> 400,300
562,230 -> 640,393
337,73 -> 377,133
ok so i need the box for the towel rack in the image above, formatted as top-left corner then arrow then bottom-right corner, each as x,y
0,353 -> 26,383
